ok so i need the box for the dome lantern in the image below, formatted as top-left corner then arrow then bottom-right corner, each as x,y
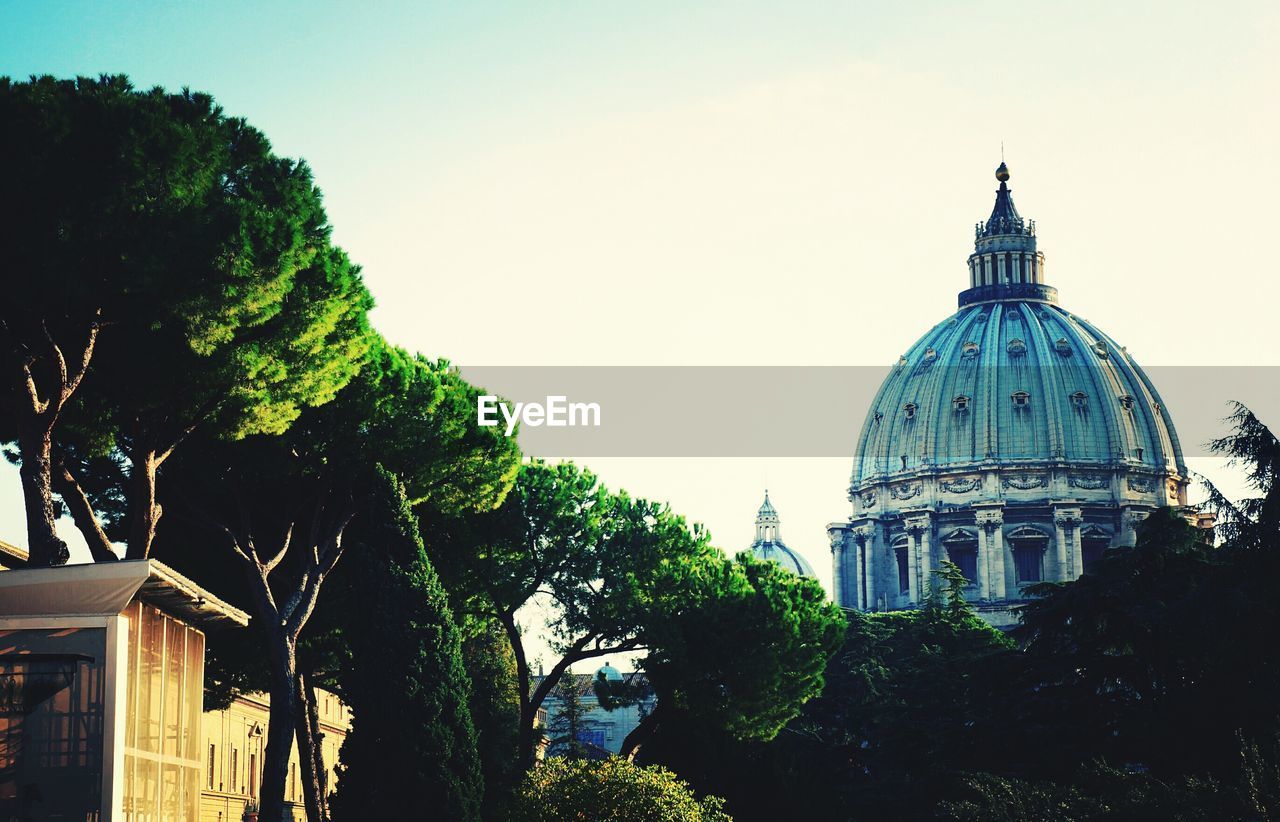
962,160 -> 1055,308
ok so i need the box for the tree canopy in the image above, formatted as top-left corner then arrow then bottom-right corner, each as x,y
0,73 -> 373,564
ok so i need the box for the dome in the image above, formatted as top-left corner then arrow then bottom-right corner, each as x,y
751,538 -> 817,577
596,662 -> 623,682
828,161 -> 1195,626
748,492 -> 816,577
851,300 -> 1186,486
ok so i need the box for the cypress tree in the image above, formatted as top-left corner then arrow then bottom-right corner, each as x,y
331,472 -> 484,820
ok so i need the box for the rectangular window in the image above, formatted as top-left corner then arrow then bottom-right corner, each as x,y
948,548 -> 978,584
1014,546 -> 1042,583
250,752 -> 257,798
230,748 -> 238,793
1082,539 -> 1109,571
895,545 -> 910,594
208,743 -> 216,790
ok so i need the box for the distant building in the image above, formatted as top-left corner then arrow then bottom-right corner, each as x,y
746,492 -> 815,577
828,162 -> 1210,626
536,663 -> 655,758
200,688 -> 350,822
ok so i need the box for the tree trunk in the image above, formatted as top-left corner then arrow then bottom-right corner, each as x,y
126,444 -> 161,560
499,612 -> 538,767
51,457 -> 118,562
261,628 -> 299,822
294,672 -> 329,822
619,703 -> 664,761
16,422 -> 69,566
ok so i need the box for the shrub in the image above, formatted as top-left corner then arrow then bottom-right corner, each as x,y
510,757 -> 730,821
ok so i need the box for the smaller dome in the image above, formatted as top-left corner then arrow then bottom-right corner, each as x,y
596,662 -> 623,682
748,491 -> 815,577
750,539 -> 817,577
996,161 -> 1010,182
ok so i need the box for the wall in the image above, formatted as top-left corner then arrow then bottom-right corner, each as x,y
199,689 -> 350,822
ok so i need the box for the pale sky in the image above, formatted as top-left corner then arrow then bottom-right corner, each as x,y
2,2 -> 1277,666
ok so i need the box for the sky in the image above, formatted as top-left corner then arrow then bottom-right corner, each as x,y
2,1 -> 1277,667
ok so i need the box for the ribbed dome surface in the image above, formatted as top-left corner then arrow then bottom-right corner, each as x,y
852,300 -> 1186,489
751,539 -> 817,577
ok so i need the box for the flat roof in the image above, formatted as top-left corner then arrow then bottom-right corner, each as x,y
0,538 -> 27,568
0,558 -> 249,630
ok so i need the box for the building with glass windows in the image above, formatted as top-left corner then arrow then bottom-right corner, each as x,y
0,557 -> 248,820
827,162 -> 1207,626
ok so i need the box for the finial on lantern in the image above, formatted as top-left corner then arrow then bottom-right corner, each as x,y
995,161 -> 1010,182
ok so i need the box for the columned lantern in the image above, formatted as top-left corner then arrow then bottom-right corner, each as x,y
0,559 -> 248,820
827,162 -> 1193,626
748,492 -> 816,577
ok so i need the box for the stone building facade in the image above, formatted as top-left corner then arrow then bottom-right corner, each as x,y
827,162 -> 1205,626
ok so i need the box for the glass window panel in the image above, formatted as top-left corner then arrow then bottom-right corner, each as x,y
164,619 -> 184,758
0,628 -> 105,820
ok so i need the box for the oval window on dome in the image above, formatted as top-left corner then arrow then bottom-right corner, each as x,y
1055,338 -> 1072,356
903,402 -> 917,419
923,347 -> 937,363
1071,391 -> 1088,409
1011,391 -> 1030,408
953,395 -> 970,412
1093,340 -> 1109,358
1007,338 -> 1027,355
961,341 -> 980,358
1118,395 -> 1135,411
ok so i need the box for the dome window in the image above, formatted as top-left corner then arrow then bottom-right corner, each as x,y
953,395 -> 970,412
1054,338 -> 1072,356
1118,395 -> 1135,411
961,341 -> 980,358
903,402 -> 917,419
1011,391 -> 1030,408
1081,526 -> 1112,571
1008,527 -> 1048,584
873,411 -> 883,424
942,530 -> 979,584
923,347 -> 938,363
1070,391 -> 1088,409
1007,338 -> 1027,355
892,535 -> 911,595
1093,340 -> 1109,358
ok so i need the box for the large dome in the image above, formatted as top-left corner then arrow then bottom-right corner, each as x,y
852,300 -> 1186,486
828,162 -> 1196,626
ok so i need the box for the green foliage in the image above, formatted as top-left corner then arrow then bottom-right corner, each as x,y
0,73 -> 375,560
426,460 -> 723,764
461,620 -> 524,820
934,765 -> 1240,822
642,553 -> 846,743
1003,507 -> 1276,778
329,472 -> 483,821
545,676 -> 604,760
509,758 -> 731,822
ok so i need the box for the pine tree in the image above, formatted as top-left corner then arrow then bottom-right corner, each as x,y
546,676 -> 604,760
